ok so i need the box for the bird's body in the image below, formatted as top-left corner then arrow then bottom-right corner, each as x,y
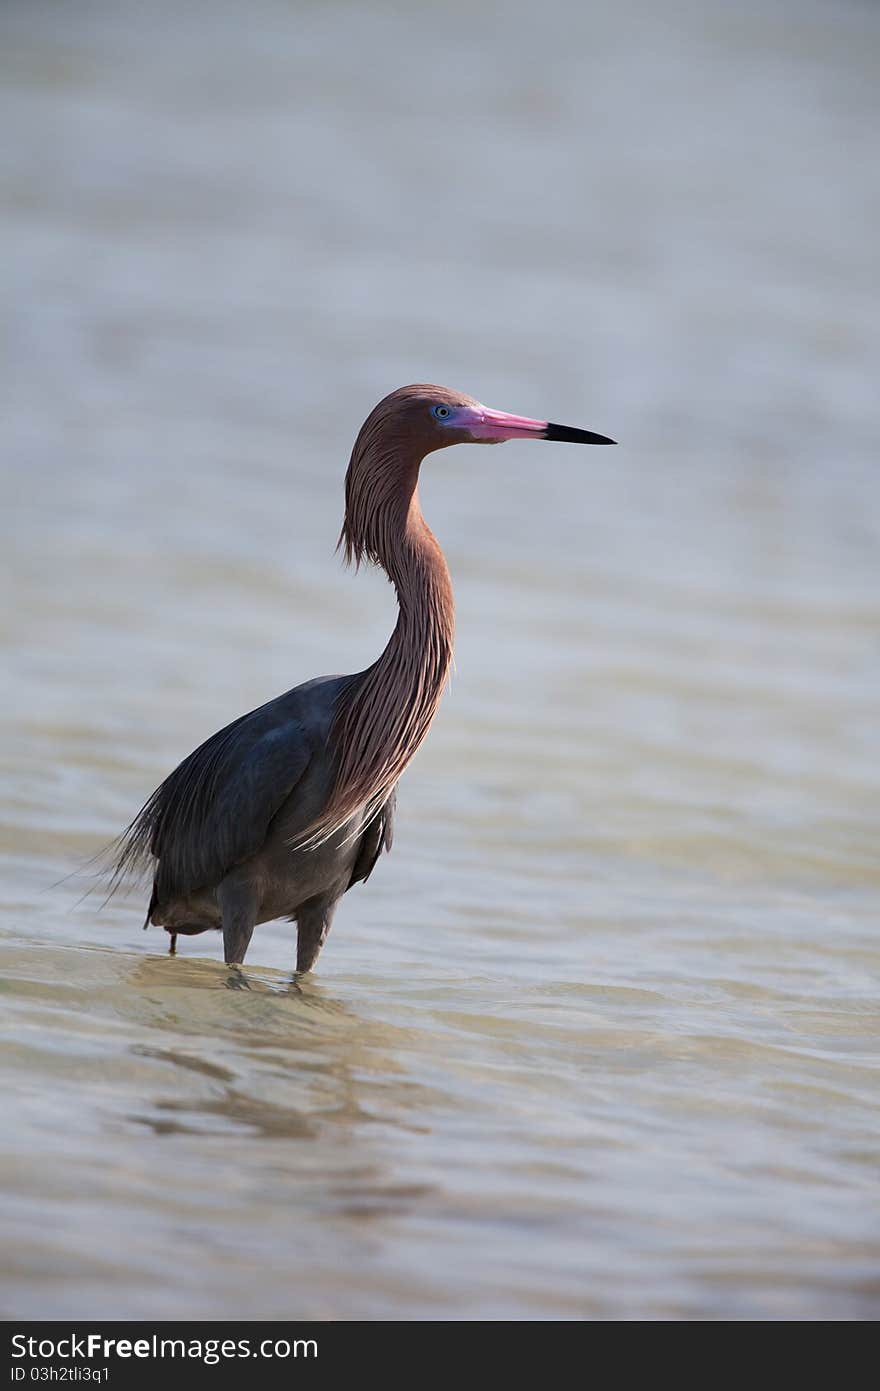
113,384 -> 613,971
142,675 -> 395,970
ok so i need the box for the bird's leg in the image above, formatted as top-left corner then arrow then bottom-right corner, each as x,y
218,877 -> 259,965
295,896 -> 339,974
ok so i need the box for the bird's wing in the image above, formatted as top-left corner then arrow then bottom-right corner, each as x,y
126,708 -> 314,904
347,789 -> 396,890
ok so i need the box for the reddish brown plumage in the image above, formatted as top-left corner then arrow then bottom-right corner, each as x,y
305,385 -> 469,844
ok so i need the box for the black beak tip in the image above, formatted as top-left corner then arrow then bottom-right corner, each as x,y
545,422 -> 617,446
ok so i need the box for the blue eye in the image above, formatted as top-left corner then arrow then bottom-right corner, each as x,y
432,404 -> 451,420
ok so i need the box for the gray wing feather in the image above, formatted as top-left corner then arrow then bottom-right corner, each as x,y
347,790 -> 396,890
116,707 -> 312,905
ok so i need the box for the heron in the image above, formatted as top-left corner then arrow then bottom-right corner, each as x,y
112,384 -> 614,971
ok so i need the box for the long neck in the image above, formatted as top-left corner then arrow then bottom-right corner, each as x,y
310,480 -> 455,842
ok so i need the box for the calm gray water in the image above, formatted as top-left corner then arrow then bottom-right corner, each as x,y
2,0 -> 879,1320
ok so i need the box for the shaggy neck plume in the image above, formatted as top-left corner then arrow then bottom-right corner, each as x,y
307,425 -> 455,843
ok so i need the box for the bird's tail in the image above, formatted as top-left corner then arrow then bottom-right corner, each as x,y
142,887 -> 157,932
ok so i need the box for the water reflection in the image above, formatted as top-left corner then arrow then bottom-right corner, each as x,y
124,955 -> 448,1143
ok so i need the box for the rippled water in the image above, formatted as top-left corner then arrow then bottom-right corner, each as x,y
2,0 -> 879,1319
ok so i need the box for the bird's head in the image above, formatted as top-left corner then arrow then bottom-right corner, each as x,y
341,383 -> 614,568
360,382 -> 616,456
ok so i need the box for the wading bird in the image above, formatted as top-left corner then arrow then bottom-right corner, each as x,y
114,385 -> 614,971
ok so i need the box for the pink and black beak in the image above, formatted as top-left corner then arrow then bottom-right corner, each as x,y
458,405 -> 615,446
